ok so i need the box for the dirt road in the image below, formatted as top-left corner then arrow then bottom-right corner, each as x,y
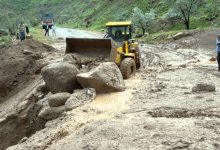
55,27 -> 103,39
4,28 -> 220,150
50,27 -> 104,53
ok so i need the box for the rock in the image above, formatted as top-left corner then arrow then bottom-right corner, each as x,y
173,32 -> 191,40
63,54 -> 81,69
206,99 -> 214,102
36,83 -> 48,93
38,106 -> 65,120
209,56 -> 216,61
37,94 -> 50,111
48,92 -> 71,107
23,50 -> 33,55
31,52 -> 43,60
26,35 -> 33,39
76,62 -> 125,93
35,62 -> 49,74
18,137 -> 28,144
58,37 -> 64,40
63,54 -> 75,63
184,91 -> 191,95
41,62 -> 80,93
65,88 -> 96,111
167,35 -> 173,40
178,64 -> 187,68
150,82 -> 166,92
192,83 -> 215,93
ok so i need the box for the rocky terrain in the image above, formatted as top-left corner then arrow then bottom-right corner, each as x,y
1,28 -> 220,150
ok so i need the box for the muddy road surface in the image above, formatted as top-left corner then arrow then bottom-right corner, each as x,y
2,28 -> 220,150
55,27 -> 103,39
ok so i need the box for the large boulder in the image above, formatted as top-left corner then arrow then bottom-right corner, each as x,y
76,62 -> 125,93
65,88 -> 96,111
41,62 -> 80,93
192,83 -> 215,93
48,92 -> 71,107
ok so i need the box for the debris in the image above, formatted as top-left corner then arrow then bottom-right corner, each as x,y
23,49 -> 33,55
192,83 -> 215,93
173,32 -> 192,40
63,54 -> 81,69
209,56 -> 216,61
0,39 -> 55,101
65,88 -> 96,111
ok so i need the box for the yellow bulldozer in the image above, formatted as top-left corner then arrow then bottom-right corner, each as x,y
65,21 -> 140,79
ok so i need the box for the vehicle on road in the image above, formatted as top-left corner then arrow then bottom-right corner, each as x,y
41,12 -> 54,29
65,21 -> 140,79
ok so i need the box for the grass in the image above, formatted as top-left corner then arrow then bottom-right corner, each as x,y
0,35 -> 11,45
138,30 -> 181,43
138,27 -> 207,44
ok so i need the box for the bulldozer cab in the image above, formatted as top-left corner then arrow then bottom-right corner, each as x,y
105,21 -> 132,42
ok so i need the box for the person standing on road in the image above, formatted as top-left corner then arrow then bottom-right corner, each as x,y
52,24 -> 56,37
45,23 -> 49,36
18,22 -> 26,41
216,35 -> 220,71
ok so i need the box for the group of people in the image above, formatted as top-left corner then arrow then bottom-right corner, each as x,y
44,23 -> 56,37
18,22 -> 29,41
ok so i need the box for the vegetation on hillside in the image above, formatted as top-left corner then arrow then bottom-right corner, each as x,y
0,0 -> 219,36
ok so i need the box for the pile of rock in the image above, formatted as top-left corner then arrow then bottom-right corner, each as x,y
38,89 -> 96,120
41,61 -> 125,94
39,61 -> 125,120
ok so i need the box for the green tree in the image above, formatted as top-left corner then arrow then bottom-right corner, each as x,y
132,7 -> 155,35
205,0 -> 220,20
165,0 -> 202,30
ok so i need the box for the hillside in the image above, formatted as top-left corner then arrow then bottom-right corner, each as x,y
0,0 -> 150,28
0,0 -> 219,31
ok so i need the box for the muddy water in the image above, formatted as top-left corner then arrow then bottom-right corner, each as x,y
91,91 -> 132,113
91,76 -> 142,113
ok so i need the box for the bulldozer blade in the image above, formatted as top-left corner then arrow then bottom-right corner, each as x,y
65,38 -> 115,61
